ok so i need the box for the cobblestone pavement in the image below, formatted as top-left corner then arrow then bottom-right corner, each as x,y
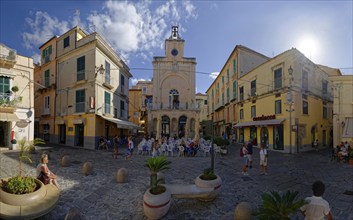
1,143 -> 352,220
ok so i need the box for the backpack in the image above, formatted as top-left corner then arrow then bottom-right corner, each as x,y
240,147 -> 244,157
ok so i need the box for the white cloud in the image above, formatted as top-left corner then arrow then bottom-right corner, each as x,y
21,0 -> 197,63
31,53 -> 41,65
130,78 -> 150,86
209,72 -> 219,79
22,11 -> 69,49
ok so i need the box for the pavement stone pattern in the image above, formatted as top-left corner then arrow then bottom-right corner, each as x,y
1,143 -> 352,220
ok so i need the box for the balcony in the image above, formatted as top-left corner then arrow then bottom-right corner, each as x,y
0,48 -> 17,68
0,93 -> 22,108
150,102 -> 198,110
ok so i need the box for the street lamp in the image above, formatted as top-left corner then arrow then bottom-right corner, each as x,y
95,64 -> 105,78
286,66 -> 294,154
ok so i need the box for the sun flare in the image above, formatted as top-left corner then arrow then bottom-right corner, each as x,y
297,35 -> 319,60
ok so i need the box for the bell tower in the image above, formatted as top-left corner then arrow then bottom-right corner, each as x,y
165,25 -> 184,58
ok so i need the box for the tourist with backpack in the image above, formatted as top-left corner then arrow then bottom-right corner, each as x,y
240,144 -> 249,175
259,143 -> 268,175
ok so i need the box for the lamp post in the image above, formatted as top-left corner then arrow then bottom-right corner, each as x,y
287,66 -> 294,154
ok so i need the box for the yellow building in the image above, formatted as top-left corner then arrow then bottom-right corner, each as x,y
34,36 -> 57,142
148,26 -> 199,139
196,93 -> 208,123
225,47 -> 340,153
330,75 -> 353,147
129,80 -> 153,134
0,43 -> 34,149
128,87 -> 142,127
34,26 -> 138,149
206,45 -> 269,139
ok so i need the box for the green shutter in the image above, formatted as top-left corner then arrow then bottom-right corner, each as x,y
42,50 -> 45,58
48,45 -> 52,54
104,92 -> 110,104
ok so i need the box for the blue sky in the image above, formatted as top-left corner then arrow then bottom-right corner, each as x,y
1,0 -> 352,93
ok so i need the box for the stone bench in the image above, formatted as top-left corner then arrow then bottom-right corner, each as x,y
0,184 -> 60,219
162,184 -> 214,199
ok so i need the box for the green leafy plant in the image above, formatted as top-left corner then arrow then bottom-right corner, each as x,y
1,176 -> 36,194
253,190 -> 307,220
11,86 -> 19,93
145,156 -> 171,195
1,138 -> 45,194
200,168 -> 217,180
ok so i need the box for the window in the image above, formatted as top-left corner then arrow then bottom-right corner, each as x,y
44,70 -> 50,87
240,109 -> 244,119
233,59 -> 237,74
120,100 -> 125,118
75,89 -> 85,113
105,61 -> 110,85
323,106 -> 327,119
0,76 -> 10,94
104,92 -> 111,114
240,86 -> 244,101
42,45 -> 52,63
226,88 -> 230,102
227,69 -> 229,82
120,74 -> 125,93
322,80 -> 328,97
142,87 -> 147,94
251,105 -> 256,118
222,92 -> 224,105
275,100 -> 282,114
251,80 -> 256,96
302,70 -> 308,91
44,96 -> 50,115
274,68 -> 282,89
77,56 -> 85,81
303,100 -> 308,115
63,36 -> 70,48
233,81 -> 237,100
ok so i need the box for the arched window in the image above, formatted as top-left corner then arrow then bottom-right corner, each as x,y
169,89 -> 179,109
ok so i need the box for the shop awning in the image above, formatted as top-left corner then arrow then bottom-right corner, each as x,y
100,115 -> 141,130
0,112 -> 19,122
233,119 -> 285,128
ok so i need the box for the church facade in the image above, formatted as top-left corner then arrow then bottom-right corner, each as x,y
147,26 -> 199,140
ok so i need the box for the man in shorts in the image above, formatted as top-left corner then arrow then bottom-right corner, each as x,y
246,140 -> 253,168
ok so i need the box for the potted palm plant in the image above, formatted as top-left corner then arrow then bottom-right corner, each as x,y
253,190 -> 307,220
0,138 -> 45,204
143,156 -> 172,219
195,167 -> 222,201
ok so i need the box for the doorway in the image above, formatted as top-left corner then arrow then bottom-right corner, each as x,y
260,127 -> 269,148
273,125 -> 284,150
75,124 -> 84,147
178,116 -> 187,138
59,124 -> 66,144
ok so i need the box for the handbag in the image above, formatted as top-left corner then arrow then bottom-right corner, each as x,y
37,171 -> 50,185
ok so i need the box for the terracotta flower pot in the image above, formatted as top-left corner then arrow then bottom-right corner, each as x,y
195,175 -> 222,201
0,178 -> 45,206
143,187 -> 171,220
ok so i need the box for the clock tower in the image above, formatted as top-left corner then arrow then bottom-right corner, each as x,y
165,26 -> 184,59
149,25 -> 199,140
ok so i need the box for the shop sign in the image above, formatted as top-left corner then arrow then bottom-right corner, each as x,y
16,120 -> 29,128
253,115 -> 276,121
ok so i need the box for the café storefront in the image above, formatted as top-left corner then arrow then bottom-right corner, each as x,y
234,114 -> 285,150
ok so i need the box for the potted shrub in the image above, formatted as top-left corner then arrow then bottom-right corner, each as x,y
195,168 -> 222,201
143,156 -> 172,219
0,138 -> 45,201
253,190 -> 307,220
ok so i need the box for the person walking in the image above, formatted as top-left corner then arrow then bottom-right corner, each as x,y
246,140 -> 253,168
313,139 -> 319,151
300,180 -> 332,220
126,136 -> 134,161
241,144 -> 249,175
259,144 -> 268,175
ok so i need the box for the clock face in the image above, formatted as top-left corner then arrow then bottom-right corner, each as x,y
171,48 -> 178,56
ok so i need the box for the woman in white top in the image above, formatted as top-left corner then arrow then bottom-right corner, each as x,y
37,153 -> 59,188
259,144 -> 268,175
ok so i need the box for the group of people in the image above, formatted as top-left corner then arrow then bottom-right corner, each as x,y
146,137 -> 200,158
240,140 -> 268,176
333,141 -> 352,162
